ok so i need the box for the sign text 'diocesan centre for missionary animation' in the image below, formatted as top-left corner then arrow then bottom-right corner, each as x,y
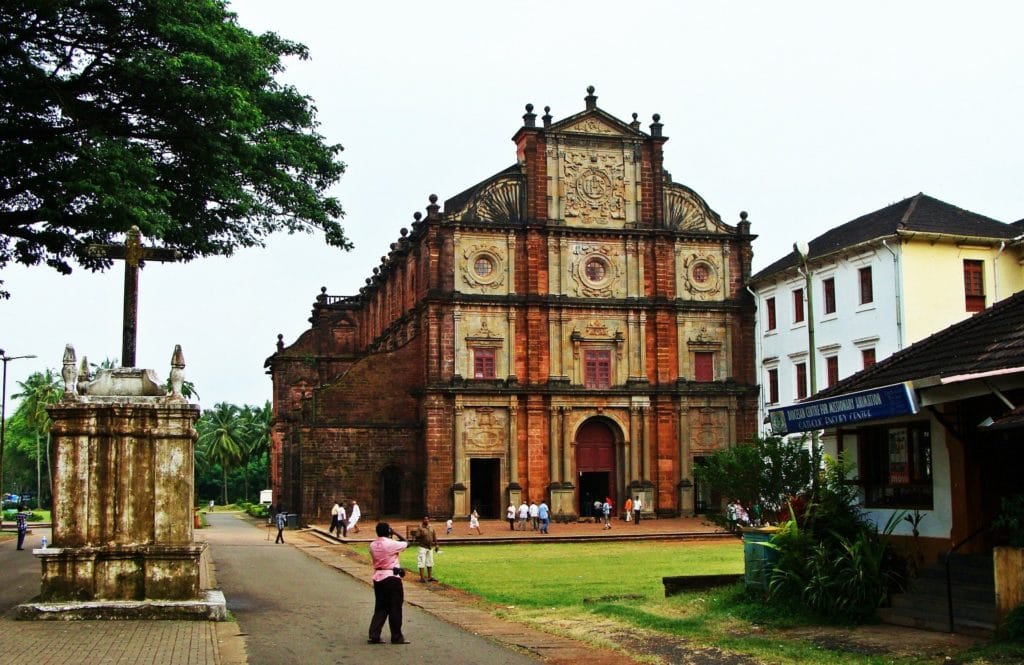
768,382 -> 919,435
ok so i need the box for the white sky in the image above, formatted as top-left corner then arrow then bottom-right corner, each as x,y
2,1 -> 1022,411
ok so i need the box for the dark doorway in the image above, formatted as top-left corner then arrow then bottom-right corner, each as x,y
469,458 -> 501,518
579,472 -> 610,517
576,418 -> 617,514
693,456 -> 716,515
380,465 -> 403,516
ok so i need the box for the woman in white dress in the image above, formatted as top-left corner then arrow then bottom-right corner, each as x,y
347,500 -> 361,534
469,508 -> 482,535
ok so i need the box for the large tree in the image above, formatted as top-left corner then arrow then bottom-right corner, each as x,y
196,401 -> 245,505
0,0 -> 349,298
12,369 -> 63,508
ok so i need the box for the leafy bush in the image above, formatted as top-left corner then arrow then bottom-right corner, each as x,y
994,495 -> 1024,547
1002,603 -> 1024,642
694,434 -> 812,525
764,453 -> 906,620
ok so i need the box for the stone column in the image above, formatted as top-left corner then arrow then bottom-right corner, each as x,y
641,405 -> 652,481
548,405 -> 560,488
507,310 -> 517,381
678,402 -> 693,516
561,406 -> 572,484
629,405 -> 641,484
508,399 -> 519,484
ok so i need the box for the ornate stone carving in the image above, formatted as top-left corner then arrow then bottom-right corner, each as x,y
585,320 -> 610,337
564,118 -> 621,135
664,184 -> 726,232
461,243 -> 506,290
562,151 -> 626,225
61,344 -> 77,398
451,176 -> 523,225
682,253 -> 722,300
464,407 -> 507,454
569,243 -> 622,297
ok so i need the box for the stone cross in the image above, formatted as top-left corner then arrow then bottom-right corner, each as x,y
85,226 -> 181,368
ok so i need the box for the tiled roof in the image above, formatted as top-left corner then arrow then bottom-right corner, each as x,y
751,193 -> 1016,283
813,288 -> 1024,399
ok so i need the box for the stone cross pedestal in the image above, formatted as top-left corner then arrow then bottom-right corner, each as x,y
19,345 -> 224,620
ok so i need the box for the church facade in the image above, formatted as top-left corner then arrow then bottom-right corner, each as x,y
266,88 -> 759,523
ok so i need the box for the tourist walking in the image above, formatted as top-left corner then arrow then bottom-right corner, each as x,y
348,499 -> 361,534
368,522 -> 410,644
415,516 -> 439,582
15,504 -> 29,550
506,503 -> 516,530
529,501 -> 539,530
601,498 -> 612,529
623,497 -> 633,522
468,509 -> 482,534
274,507 -> 287,543
538,500 -> 550,534
517,501 -> 528,530
633,495 -> 642,525
337,501 -> 348,537
330,500 -> 342,536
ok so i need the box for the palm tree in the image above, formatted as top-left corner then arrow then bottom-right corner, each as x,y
196,403 -> 246,505
12,370 -> 63,509
237,402 -> 271,503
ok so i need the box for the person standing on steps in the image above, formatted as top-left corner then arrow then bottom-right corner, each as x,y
368,522 -> 410,645
601,498 -> 612,529
274,507 -> 287,543
468,508 -> 482,534
538,500 -> 550,534
330,499 -> 342,536
506,502 -> 516,530
337,501 -> 348,538
415,516 -> 439,582
529,501 -> 539,530
517,500 -> 528,531
633,495 -> 643,525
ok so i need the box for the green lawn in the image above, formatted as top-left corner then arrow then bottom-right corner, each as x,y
349,539 -> 1023,665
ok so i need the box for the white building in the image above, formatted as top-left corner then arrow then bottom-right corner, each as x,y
749,193 -> 1024,431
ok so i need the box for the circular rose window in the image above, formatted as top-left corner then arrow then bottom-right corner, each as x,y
474,256 -> 494,278
585,257 -> 607,282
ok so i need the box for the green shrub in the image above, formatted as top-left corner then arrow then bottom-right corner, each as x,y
246,504 -> 268,518
1001,603 -> 1024,642
994,495 -> 1024,547
765,454 -> 906,620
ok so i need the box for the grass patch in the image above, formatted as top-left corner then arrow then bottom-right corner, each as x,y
344,538 -> 1009,665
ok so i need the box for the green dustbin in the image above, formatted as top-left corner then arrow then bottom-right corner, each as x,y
287,513 -> 298,529
742,526 -> 779,591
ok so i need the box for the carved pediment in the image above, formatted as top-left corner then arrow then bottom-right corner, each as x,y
664,183 -> 730,233
451,175 -> 524,225
562,117 -> 628,136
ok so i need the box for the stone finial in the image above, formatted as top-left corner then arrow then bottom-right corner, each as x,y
276,334 -> 284,352
630,112 -> 641,131
169,344 -> 186,399
61,344 -> 78,398
426,194 -> 440,220
400,227 -> 408,237
523,103 -> 536,128
650,113 -> 663,138
77,355 -> 91,395
585,86 -> 597,110
542,106 -> 552,127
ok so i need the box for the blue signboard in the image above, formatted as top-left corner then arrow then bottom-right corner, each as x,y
768,382 -> 919,435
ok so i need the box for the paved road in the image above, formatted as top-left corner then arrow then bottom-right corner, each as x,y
206,512 -> 540,665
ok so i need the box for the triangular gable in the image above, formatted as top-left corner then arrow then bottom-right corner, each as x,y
547,108 -> 643,138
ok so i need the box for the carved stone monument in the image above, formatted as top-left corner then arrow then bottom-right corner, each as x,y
18,345 -> 224,620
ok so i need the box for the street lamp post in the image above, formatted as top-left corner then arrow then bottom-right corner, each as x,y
0,350 -> 38,506
792,242 -> 820,492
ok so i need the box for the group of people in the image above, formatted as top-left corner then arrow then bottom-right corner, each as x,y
328,499 -> 362,538
506,500 -> 550,533
594,495 -> 644,529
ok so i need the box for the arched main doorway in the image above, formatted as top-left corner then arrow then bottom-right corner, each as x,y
575,418 -> 617,517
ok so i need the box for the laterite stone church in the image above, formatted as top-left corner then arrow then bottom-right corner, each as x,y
267,88 -> 759,522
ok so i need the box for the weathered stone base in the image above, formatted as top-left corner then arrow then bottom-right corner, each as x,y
35,543 -> 206,602
15,589 -> 226,621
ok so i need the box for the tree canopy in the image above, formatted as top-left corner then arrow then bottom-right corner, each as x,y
0,0 -> 349,298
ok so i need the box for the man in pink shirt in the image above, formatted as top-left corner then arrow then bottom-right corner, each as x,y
368,522 -> 410,644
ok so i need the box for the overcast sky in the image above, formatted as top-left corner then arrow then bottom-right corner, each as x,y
2,1 -> 1022,411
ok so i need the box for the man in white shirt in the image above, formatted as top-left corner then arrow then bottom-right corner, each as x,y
633,495 -> 643,525
517,501 -> 529,530
529,501 -> 539,530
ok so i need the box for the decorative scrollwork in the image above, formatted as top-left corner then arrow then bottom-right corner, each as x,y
455,176 -> 524,225
664,184 -> 727,233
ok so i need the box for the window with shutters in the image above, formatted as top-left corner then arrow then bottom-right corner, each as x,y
826,356 -> 839,387
823,277 -> 836,315
793,288 -> 805,323
795,362 -> 807,400
766,368 -> 779,405
694,352 -> 714,382
862,348 -> 876,369
765,297 -> 777,331
859,267 -> 873,305
963,260 -> 985,312
584,350 -> 611,388
473,348 -> 496,379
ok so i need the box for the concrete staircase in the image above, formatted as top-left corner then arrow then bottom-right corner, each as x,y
878,553 -> 996,637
